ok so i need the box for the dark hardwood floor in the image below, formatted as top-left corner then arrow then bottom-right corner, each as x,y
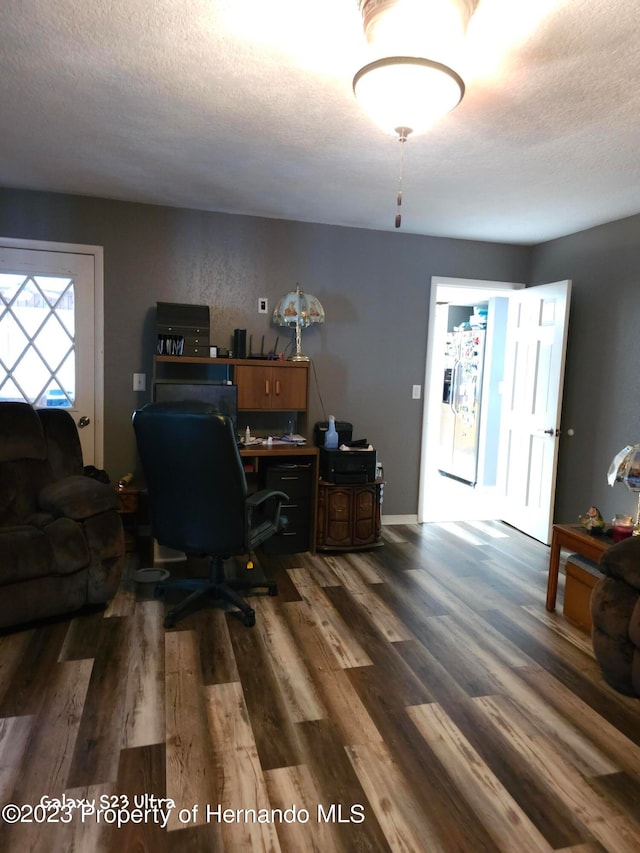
1,520 -> 639,852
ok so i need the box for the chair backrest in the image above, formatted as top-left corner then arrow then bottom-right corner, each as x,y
133,402 -> 248,556
0,401 -> 52,521
37,407 -> 84,479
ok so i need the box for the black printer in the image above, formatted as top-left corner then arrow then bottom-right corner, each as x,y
319,447 -> 377,484
315,420 -> 377,483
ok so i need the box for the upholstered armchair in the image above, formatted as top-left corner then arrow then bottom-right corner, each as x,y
0,402 -> 125,628
591,535 -> 640,696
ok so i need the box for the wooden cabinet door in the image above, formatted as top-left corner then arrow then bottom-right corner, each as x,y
323,486 -> 352,548
236,363 -> 307,410
353,486 -> 378,547
317,482 -> 383,550
235,364 -> 270,409
272,365 -> 308,410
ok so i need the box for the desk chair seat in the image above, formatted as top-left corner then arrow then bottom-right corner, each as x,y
133,402 -> 287,628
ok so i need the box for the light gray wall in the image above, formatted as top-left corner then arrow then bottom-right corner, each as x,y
0,188 -> 531,515
530,213 -> 640,526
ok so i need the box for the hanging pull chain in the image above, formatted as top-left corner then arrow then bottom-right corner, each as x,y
394,127 -> 411,229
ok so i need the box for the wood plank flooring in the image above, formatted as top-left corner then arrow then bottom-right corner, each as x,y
0,520 -> 639,851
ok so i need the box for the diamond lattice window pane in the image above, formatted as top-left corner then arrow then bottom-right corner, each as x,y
0,312 -> 29,371
0,274 -> 27,302
13,347 -> 51,403
12,304 -> 45,338
13,278 -> 49,335
0,274 -> 76,407
42,382 -> 73,407
49,350 -> 75,405
56,293 -> 74,336
35,314 -> 74,370
34,276 -> 73,306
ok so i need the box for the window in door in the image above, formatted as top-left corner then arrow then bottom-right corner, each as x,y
0,272 -> 76,407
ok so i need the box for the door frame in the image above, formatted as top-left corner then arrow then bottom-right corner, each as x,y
418,276 -> 524,523
0,236 -> 105,466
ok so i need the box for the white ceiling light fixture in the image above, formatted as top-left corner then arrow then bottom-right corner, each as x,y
353,0 -> 479,227
353,56 -> 465,138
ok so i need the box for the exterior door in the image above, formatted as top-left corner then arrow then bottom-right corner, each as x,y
0,242 -> 102,465
496,280 -> 572,543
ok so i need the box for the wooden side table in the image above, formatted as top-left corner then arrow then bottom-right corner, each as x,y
546,524 -> 611,611
117,483 -> 142,553
316,479 -> 384,551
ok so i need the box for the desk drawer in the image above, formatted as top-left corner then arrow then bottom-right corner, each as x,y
280,498 -> 309,528
262,526 -> 310,554
263,462 -> 313,553
266,465 -> 311,498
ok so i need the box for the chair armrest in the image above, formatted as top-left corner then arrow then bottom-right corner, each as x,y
245,489 -> 289,541
39,475 -> 120,521
246,489 -> 289,509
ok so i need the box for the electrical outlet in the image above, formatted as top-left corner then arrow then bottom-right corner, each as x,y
258,297 -> 268,314
412,384 -> 421,399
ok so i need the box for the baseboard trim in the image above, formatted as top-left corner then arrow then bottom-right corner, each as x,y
382,514 -> 418,525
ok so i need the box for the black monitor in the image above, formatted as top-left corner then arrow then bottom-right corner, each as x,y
153,383 -> 238,433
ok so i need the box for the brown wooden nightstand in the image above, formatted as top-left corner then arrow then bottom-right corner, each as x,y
316,479 -> 384,551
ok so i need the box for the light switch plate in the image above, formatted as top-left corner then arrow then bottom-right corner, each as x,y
258,297 -> 268,314
133,373 -> 146,391
412,384 -> 421,399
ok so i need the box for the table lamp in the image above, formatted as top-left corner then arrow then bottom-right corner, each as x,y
272,284 -> 325,362
608,444 -> 640,535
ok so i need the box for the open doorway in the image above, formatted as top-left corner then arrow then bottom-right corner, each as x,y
418,277 -> 524,524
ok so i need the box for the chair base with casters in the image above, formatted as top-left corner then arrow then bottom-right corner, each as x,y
156,553 -> 278,628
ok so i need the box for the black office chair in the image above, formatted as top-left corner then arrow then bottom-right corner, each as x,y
132,402 -> 287,628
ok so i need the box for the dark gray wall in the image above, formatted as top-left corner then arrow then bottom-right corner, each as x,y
531,213 -> 640,526
0,188 -> 531,515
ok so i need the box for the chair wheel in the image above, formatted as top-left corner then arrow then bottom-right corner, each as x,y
268,584 -> 278,596
243,609 -> 256,627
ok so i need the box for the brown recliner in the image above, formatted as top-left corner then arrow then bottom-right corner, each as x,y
591,535 -> 640,696
0,402 -> 124,629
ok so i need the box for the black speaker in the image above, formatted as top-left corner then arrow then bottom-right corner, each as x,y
233,329 -> 246,359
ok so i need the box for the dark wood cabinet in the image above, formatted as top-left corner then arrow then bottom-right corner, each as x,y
316,480 -> 383,551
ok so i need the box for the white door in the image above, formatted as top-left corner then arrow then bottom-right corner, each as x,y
496,280 -> 572,543
0,242 -> 103,465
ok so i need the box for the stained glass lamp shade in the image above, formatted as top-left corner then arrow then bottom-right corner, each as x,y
272,285 -> 325,362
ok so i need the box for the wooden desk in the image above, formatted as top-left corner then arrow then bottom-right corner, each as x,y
239,444 -> 318,462
546,523 -> 611,611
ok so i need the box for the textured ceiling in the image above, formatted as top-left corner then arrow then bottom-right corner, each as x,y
1,0 -> 639,244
